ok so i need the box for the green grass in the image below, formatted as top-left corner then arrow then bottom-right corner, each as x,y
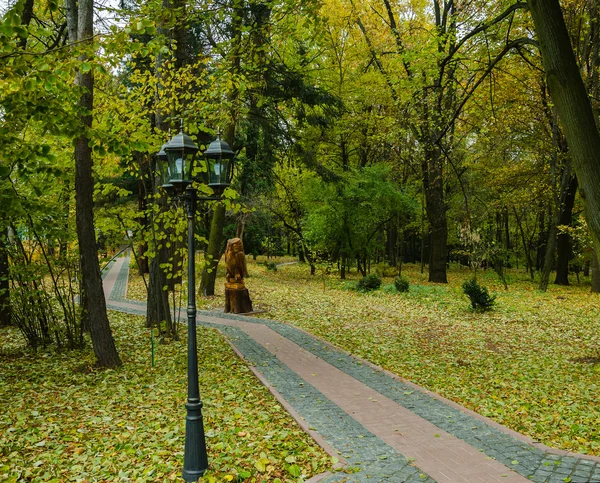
0,312 -> 331,482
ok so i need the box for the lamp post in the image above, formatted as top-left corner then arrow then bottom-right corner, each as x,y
158,122 -> 235,482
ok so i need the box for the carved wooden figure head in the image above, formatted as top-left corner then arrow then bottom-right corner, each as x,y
225,238 -> 247,284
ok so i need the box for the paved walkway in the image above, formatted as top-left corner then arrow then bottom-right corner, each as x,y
103,255 -> 600,483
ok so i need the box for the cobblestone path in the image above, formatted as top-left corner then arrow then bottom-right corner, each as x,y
102,255 -> 600,483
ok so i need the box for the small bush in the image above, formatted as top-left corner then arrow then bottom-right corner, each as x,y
265,261 -> 278,272
394,276 -> 410,293
462,278 -> 495,311
356,274 -> 382,292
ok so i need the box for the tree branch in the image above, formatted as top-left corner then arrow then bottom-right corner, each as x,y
441,2 -> 528,68
435,37 -> 539,144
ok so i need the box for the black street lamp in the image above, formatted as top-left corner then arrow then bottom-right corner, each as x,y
157,122 -> 235,482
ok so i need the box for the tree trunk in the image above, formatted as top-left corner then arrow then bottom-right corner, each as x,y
18,0 -> 34,49
136,154 -> 150,275
539,221 -> 557,292
592,251 -> 600,293
145,175 -> 175,335
555,175 -> 578,285
198,0 -> 242,297
199,203 -> 226,296
514,208 -> 535,280
527,0 -> 600,261
504,207 -> 511,251
536,209 -> 547,272
0,228 -> 10,327
424,149 -> 448,283
72,0 -> 121,368
146,252 -> 173,331
387,220 -> 397,267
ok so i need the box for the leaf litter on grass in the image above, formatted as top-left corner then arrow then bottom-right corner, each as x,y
0,311 -> 331,482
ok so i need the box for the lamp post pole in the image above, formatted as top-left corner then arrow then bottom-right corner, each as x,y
182,185 -> 208,482
158,124 -> 236,482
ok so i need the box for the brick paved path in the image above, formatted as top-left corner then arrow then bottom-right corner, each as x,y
103,255 -> 600,483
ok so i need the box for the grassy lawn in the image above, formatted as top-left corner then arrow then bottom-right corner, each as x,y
0,311 -> 332,482
129,258 -> 600,457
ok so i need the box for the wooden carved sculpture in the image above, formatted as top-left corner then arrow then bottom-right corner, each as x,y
224,238 -> 247,287
224,238 -> 253,313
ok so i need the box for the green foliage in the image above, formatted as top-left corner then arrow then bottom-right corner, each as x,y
265,261 -> 278,271
356,274 -> 382,292
300,165 -> 417,265
8,244 -> 82,350
462,278 -> 496,311
393,276 -> 410,293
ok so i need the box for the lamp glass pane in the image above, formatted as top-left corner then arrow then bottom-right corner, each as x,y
209,157 -> 230,186
167,150 -> 181,182
185,152 -> 195,180
166,149 -> 196,183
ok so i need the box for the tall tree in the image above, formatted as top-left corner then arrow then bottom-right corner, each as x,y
70,0 -> 122,367
526,0 -> 600,264
198,0 -> 243,297
348,0 -> 531,282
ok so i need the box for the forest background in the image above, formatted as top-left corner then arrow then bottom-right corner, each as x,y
2,0 -> 600,370
3,0 -> 600,478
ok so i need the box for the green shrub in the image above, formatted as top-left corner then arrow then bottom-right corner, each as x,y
265,261 -> 278,271
462,278 -> 495,311
393,276 -> 410,293
356,274 -> 382,292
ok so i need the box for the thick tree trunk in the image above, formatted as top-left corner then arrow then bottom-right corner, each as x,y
0,228 -> 10,327
73,0 -> 121,368
423,149 -> 448,283
555,175 -> 578,285
527,0 -> 600,261
145,180 -> 173,335
146,252 -> 173,331
199,203 -> 226,296
198,1 -> 241,298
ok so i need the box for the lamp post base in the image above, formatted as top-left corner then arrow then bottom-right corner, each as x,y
182,401 -> 208,482
182,469 -> 206,482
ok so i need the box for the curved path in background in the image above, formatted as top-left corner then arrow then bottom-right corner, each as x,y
102,255 -> 600,483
